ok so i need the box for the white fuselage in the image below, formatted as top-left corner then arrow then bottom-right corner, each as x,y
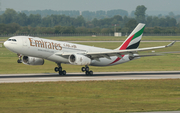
4,36 -> 132,66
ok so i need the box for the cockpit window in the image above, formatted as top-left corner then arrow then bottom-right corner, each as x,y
7,39 -> 17,42
12,39 -> 16,42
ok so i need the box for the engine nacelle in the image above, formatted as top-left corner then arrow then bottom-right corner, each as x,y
22,56 -> 44,65
129,55 -> 135,60
69,54 -> 91,65
129,54 -> 139,60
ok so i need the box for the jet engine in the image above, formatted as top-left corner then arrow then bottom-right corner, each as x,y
69,54 -> 91,65
128,53 -> 139,60
22,56 -> 44,65
128,55 -> 135,60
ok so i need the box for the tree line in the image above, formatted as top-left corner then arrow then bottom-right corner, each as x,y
0,9 -> 128,21
1,22 -> 180,35
0,6 -> 180,35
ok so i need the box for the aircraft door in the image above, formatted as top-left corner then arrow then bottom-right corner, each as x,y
22,37 -> 27,46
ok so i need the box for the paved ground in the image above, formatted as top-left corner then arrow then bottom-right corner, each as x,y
0,71 -> 180,83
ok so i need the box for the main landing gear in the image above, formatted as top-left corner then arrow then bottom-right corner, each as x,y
54,63 -> 66,75
81,65 -> 93,76
54,64 -> 93,76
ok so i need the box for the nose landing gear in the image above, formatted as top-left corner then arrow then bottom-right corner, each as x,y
17,54 -> 22,63
81,65 -> 93,76
54,63 -> 66,75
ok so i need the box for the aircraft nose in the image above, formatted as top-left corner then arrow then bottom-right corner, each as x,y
3,40 -> 17,53
4,41 -> 11,49
3,41 -> 8,48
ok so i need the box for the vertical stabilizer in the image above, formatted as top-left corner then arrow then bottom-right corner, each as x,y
116,23 -> 145,50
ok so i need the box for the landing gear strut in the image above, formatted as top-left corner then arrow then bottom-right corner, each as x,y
81,65 -> 93,76
54,63 -> 66,75
17,54 -> 22,63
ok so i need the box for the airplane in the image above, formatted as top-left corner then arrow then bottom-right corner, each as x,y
3,23 -> 175,76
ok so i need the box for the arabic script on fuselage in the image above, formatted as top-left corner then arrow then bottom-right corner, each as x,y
28,38 -> 62,50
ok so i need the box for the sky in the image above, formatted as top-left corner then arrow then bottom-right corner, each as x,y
1,0 -> 180,15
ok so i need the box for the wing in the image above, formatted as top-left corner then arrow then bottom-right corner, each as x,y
86,41 -> 176,60
55,41 -> 176,60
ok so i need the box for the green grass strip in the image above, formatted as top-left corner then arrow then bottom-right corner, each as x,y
0,79 -> 180,112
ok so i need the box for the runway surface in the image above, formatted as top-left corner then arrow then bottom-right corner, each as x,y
0,71 -> 180,83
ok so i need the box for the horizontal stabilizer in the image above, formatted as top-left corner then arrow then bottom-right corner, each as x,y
166,41 -> 176,47
135,51 -> 180,58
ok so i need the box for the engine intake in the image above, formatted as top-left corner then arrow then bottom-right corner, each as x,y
69,54 -> 91,65
22,56 -> 44,65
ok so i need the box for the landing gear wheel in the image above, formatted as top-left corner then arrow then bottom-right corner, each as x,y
85,71 -> 93,76
62,70 -> 66,75
86,71 -> 90,76
82,66 -> 94,76
55,63 -> 67,76
81,67 -> 86,72
54,67 -> 59,72
17,54 -> 22,63
58,70 -> 66,75
59,71 -> 62,75
89,71 -> 93,76
85,66 -> 89,71
17,59 -> 22,63
59,67 -> 62,71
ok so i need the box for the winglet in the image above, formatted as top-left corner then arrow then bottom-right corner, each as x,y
166,41 -> 176,47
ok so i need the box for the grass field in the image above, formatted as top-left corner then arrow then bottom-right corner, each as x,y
0,79 -> 180,112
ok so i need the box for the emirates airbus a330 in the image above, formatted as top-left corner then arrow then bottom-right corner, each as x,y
4,23 -> 175,75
